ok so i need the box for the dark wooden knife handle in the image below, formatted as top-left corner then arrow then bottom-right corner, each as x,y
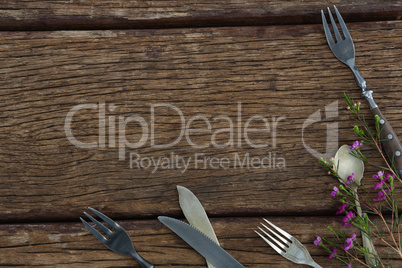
371,107 -> 402,176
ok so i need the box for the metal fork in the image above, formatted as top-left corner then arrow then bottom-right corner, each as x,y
80,207 -> 154,268
321,6 -> 402,177
255,219 -> 322,268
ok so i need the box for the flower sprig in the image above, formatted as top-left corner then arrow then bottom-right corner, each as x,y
316,94 -> 402,267
344,93 -> 401,183
316,165 -> 401,267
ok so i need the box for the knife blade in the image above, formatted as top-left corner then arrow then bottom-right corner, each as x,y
177,185 -> 218,268
158,216 -> 245,268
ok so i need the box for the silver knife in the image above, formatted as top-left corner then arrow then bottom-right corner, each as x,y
158,216 -> 245,268
177,185 -> 218,268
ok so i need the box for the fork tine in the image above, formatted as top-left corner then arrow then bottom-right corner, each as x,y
260,223 -> 289,246
80,217 -> 108,243
327,7 -> 342,42
88,207 -> 119,229
255,230 -> 284,255
83,212 -> 114,237
334,5 -> 351,40
321,10 -> 335,47
257,226 -> 287,249
263,219 -> 292,240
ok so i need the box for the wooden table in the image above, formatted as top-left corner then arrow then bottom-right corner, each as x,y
0,1 -> 401,267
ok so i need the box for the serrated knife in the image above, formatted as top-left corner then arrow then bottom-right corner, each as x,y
177,185 -> 218,268
158,216 -> 245,268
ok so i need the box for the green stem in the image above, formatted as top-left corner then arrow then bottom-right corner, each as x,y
354,193 -> 378,266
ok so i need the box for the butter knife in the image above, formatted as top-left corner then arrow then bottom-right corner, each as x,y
177,185 -> 218,268
158,216 -> 245,268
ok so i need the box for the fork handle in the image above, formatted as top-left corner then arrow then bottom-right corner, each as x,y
130,251 -> 154,268
370,106 -> 402,177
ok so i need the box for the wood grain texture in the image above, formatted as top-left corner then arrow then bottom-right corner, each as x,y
0,216 -> 399,267
0,21 -> 401,222
0,1 -> 401,267
0,0 -> 401,30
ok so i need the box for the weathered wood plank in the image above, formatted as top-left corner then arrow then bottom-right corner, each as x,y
0,21 -> 401,222
0,1 -> 401,30
0,216 -> 399,267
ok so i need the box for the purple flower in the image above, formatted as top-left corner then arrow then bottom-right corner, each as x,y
346,173 -> 354,185
349,140 -> 363,150
347,264 -> 352,268
342,211 -> 355,226
374,188 -> 394,202
383,173 -> 394,185
314,236 -> 322,246
344,240 -> 353,251
373,171 -> 384,179
372,180 -> 384,190
336,202 -> 348,215
375,191 -> 386,201
373,172 -> 394,190
372,173 -> 395,201
386,173 -> 395,181
331,186 -> 339,197
328,247 -> 337,259
343,233 -> 356,251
